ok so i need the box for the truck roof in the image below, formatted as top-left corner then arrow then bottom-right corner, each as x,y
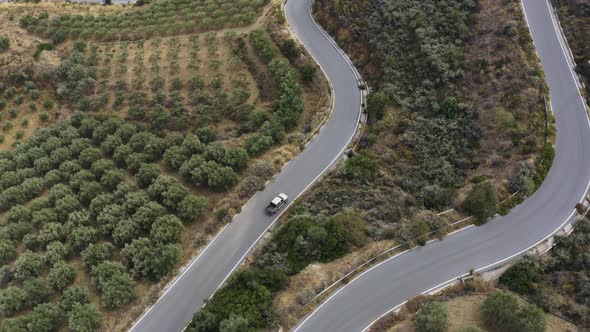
271,197 -> 282,205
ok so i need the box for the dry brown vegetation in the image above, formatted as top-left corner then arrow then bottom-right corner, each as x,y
462,0 -> 549,191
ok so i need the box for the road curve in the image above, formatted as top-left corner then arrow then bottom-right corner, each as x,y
129,0 -> 363,331
293,0 -> 590,331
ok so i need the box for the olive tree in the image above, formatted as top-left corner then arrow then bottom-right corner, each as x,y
69,303 -> 102,332
13,251 -> 44,281
150,215 -> 183,244
122,238 -> 180,281
177,195 -> 208,223
81,242 -> 114,270
70,226 -> 98,252
60,286 -> 90,312
0,286 -> 27,316
47,261 -> 76,291
113,219 -> 141,247
22,277 -> 53,307
91,261 -> 136,309
136,163 -> 160,188
0,239 -> 17,265
27,303 -> 62,332
46,241 -> 71,265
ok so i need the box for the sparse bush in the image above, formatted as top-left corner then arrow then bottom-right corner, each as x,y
250,161 -> 275,180
409,219 -> 430,245
238,175 -> 265,198
301,64 -> 317,83
0,36 -> 9,51
39,111 -> 49,122
43,99 -> 54,110
508,161 -> 534,194
502,20 -> 519,37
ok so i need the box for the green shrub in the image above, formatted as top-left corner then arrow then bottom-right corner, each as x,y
533,145 -> 555,189
499,260 -> 541,294
43,99 -> 54,110
52,29 -> 68,44
34,43 -> 54,60
343,154 -> 379,183
39,112 -> 49,122
463,182 -> 498,224
29,90 -> 40,101
415,301 -> 449,332
14,95 -> 24,105
301,64 -> 317,83
250,29 -> 280,63
266,213 -> 366,273
186,269 -> 287,332
280,39 -> 300,60
482,291 -> 519,331
482,291 -> 546,332
410,220 -> 430,245
516,303 -> 547,332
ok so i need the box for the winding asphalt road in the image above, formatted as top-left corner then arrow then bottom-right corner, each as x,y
128,0 -> 363,330
293,0 -> 590,330
129,0 -> 590,330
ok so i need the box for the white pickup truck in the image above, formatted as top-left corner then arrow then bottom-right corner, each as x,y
265,193 -> 288,215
